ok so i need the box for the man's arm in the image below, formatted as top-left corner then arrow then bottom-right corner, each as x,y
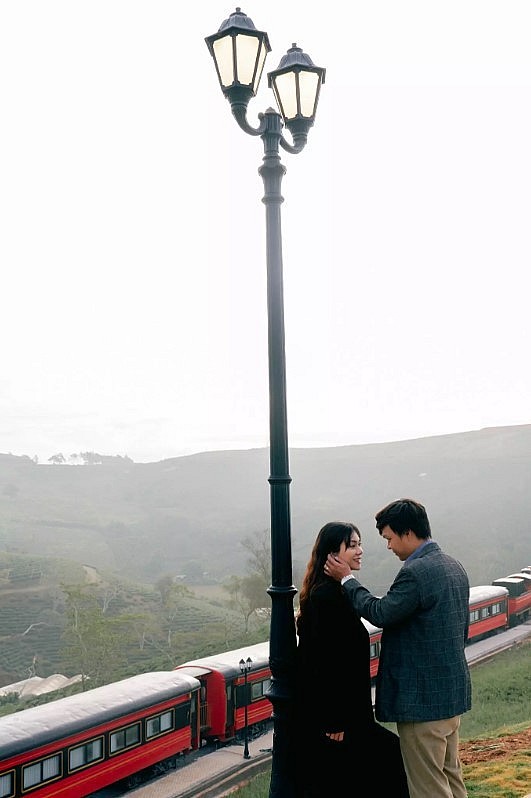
324,553 -> 420,627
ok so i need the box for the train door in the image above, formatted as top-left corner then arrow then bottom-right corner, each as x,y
189,688 -> 201,749
197,678 -> 210,739
225,679 -> 235,740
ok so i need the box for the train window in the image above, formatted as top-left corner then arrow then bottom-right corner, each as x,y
470,609 -> 480,623
492,602 -> 504,615
146,710 -> 173,738
0,771 -> 14,798
251,678 -> 271,700
370,641 -> 380,659
110,722 -> 141,754
22,754 -> 61,790
69,737 -> 104,771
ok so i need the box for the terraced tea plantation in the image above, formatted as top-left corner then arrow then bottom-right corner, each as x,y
0,551 -> 264,694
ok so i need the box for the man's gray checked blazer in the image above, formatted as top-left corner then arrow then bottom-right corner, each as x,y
342,541 -> 472,723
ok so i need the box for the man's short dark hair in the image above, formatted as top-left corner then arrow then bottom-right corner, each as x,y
375,498 -> 431,539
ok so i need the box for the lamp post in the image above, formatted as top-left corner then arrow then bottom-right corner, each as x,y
206,9 -> 325,798
239,656 -> 252,759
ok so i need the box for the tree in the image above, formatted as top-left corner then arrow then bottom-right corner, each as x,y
223,530 -> 273,632
241,530 -> 272,586
99,584 -> 120,614
60,584 -> 135,688
223,574 -> 269,634
158,580 -> 193,648
48,453 -> 65,465
155,575 -> 175,607
79,451 -> 102,465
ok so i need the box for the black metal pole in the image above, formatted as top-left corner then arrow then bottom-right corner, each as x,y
239,657 -> 252,759
243,663 -> 250,759
259,107 -> 298,798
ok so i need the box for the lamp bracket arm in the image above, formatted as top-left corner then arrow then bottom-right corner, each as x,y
279,133 -> 308,155
230,102 -> 267,137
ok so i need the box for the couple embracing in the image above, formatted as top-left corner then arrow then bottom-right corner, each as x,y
294,498 -> 471,798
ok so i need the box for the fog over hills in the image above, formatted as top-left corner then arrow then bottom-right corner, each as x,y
1,424 -> 530,593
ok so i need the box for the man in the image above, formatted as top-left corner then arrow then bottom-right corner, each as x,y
325,498 -> 471,798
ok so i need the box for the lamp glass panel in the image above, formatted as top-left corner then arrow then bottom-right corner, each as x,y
213,36 -> 235,87
274,71 -> 298,119
299,71 -> 320,117
235,33 -> 259,86
253,43 -> 267,93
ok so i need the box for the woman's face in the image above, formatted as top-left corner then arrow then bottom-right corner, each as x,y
335,531 -> 363,571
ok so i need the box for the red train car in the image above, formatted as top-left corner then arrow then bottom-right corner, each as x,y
0,671 -> 200,798
362,619 -> 382,679
175,641 -> 272,745
492,576 -> 531,626
467,584 -> 509,642
507,572 -> 531,591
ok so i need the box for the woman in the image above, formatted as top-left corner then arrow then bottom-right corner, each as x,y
294,521 -> 409,797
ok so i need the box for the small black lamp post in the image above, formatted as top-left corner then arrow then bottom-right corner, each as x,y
239,656 -> 252,759
206,10 -> 325,798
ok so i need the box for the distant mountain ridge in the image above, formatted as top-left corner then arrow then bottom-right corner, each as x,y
1,424 -> 530,591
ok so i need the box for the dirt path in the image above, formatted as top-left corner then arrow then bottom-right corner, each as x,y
460,726 -> 531,765
82,565 -> 102,583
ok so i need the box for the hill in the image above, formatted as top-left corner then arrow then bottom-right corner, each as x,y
1,424 -> 530,593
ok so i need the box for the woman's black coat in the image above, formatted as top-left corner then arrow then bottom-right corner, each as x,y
294,577 -> 409,797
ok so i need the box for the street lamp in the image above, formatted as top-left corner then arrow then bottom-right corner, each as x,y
239,656 -> 253,760
206,9 -> 325,798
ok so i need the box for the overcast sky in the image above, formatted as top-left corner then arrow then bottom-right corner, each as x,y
1,1 -> 530,464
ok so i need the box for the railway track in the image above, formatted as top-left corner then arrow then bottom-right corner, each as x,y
104,734 -> 274,798
175,753 -> 272,798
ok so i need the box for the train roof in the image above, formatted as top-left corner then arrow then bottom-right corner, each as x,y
507,572 -> 531,581
492,577 -> 527,597
177,641 -> 270,679
469,584 -> 509,602
0,670 -> 200,760
361,618 -> 382,635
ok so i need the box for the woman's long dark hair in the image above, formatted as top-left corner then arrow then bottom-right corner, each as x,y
296,521 -> 360,633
